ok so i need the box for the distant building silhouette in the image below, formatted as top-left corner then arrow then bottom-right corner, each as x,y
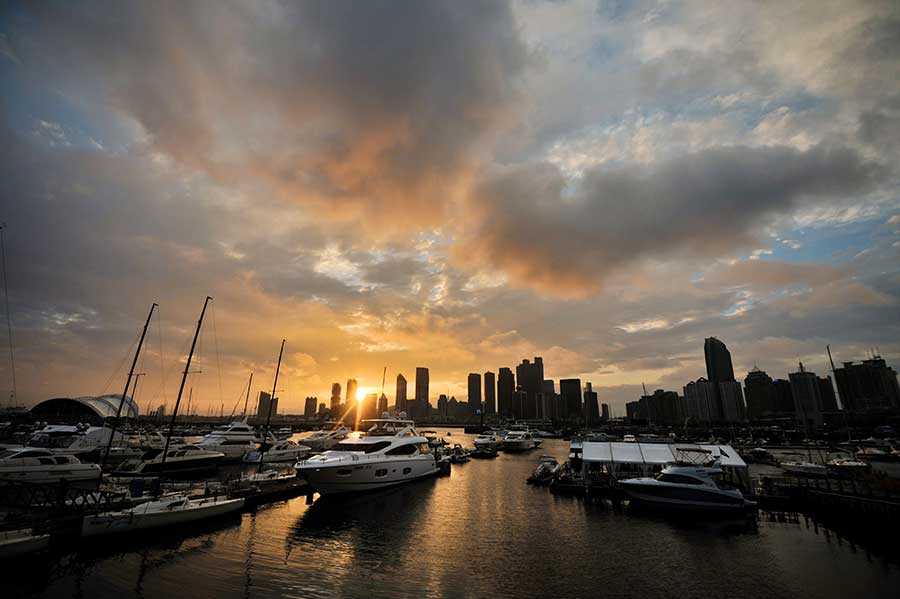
559,378 -> 582,422
415,367 -> 430,415
318,402 -> 326,415
705,337 -> 736,383
483,372 -> 496,415
773,379 -> 795,414
330,383 -> 342,413
396,373 -> 408,413
601,403 -> 610,421
304,396 -> 317,418
632,389 -> 683,425
437,394 -> 448,419
362,393 -> 378,421
789,363 -> 824,427
468,373 -> 482,414
498,368 -> 515,418
834,357 -> 900,411
744,368 -> 776,419
345,378 -> 358,405
818,376 -> 838,412
516,357 -> 544,419
718,381 -> 746,422
256,391 -> 277,418
584,382 -> 600,425
684,378 -> 717,423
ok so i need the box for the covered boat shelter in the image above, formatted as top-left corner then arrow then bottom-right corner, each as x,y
579,442 -> 749,492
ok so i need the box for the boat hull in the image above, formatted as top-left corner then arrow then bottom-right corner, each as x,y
501,440 -> 534,452
81,497 -> 245,537
621,482 -> 750,511
0,530 -> 50,558
0,465 -> 101,485
297,456 -> 437,495
112,455 -> 223,477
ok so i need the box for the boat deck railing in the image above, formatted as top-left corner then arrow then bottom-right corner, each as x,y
751,475 -> 900,501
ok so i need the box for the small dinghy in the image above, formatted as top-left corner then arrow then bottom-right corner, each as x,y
81,493 -> 244,537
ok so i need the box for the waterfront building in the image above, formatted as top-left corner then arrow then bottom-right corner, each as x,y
818,376 -> 838,412
304,396 -> 317,418
773,379 -> 795,414
513,388 -> 527,420
601,403 -> 610,421
705,337 -> 736,384
789,363 -> 823,427
484,371 -> 496,415
719,381 -> 746,422
744,368 -> 776,419
415,367 -> 430,413
684,378 -> 717,423
345,378 -> 358,405
396,373 -> 408,413
584,383 -> 600,425
468,373 -> 482,414
330,383 -> 342,413
834,356 -> 900,411
516,357 -> 544,419
559,378 -> 582,422
498,368 -> 515,418
256,391 -> 278,418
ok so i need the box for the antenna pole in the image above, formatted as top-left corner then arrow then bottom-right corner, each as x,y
99,303 -> 157,479
0,224 -> 16,407
259,339 -> 285,472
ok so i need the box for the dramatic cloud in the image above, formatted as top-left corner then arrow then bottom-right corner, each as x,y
459,143 -> 878,295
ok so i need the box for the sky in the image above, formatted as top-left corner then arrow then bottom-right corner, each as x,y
1,0 -> 899,416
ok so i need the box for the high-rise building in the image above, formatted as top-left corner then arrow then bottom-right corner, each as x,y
773,379 -> 795,413
542,380 -> 558,420
516,357 -> 544,419
789,363 -> 823,427
377,393 -> 388,415
584,382 -> 600,425
304,396 -> 317,418
498,368 -> 515,418
684,378 -> 717,422
818,376 -> 838,412
362,393 -> 379,421
744,368 -> 776,419
718,381 -> 746,422
834,357 -> 900,411
601,403 -> 610,421
318,402 -> 326,415
437,394 -> 449,419
484,372 -> 496,415
257,391 -> 276,419
468,373 -> 482,414
705,337 -> 736,383
345,378 -> 358,405
330,383 -> 342,413
396,373 -> 408,413
559,379 -> 582,422
415,367 -> 430,413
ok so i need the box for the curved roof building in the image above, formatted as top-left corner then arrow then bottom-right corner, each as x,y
30,394 -> 139,425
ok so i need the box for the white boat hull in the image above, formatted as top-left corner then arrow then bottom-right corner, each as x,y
297,456 -> 437,495
82,496 -> 244,537
0,529 -> 50,558
0,464 -> 101,485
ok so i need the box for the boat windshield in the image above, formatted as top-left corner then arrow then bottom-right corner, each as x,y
655,473 -> 704,485
29,434 -> 77,449
332,441 -> 392,454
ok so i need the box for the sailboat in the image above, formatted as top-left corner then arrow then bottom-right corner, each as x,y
82,298 -> 244,537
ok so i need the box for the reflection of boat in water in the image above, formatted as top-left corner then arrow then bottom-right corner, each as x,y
82,493 -> 245,537
0,447 -> 101,484
295,419 -> 437,495
0,528 -> 50,558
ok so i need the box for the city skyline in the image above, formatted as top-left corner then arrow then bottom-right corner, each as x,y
1,2 -> 898,416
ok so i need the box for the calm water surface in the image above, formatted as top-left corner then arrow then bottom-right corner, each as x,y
3,435 -> 899,598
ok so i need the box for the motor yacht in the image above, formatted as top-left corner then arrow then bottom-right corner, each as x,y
193,420 -> 260,460
0,528 -> 50,558
620,461 -> 755,511
448,444 -> 471,464
473,431 -> 503,450
826,458 -> 870,478
855,447 -> 900,479
113,444 -> 225,476
780,461 -> 827,477
27,424 -> 127,457
0,447 -> 102,485
242,439 -> 311,464
82,493 -> 244,537
527,455 -> 560,485
301,425 -> 351,452
295,419 -> 437,495
502,430 -> 537,452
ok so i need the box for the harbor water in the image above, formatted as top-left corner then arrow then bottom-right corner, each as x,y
3,435 -> 899,598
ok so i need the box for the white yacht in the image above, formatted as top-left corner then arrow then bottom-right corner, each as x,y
242,439 -> 311,464
0,447 -> 101,484
780,461 -> 827,477
27,425 -> 127,457
113,445 -> 225,476
193,420 -> 259,460
82,493 -> 244,537
295,419 -> 437,495
473,431 -> 503,450
301,424 -> 351,452
502,430 -> 536,452
0,528 -> 50,558
620,462 -> 755,511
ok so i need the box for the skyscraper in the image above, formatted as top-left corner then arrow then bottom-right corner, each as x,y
415,367 -> 429,413
467,373 -> 482,414
304,396 -> 317,418
362,393 -> 378,421
789,363 -> 823,427
818,376 -> 838,412
559,378 -> 582,422
601,403 -> 610,421
396,373 -> 408,413
744,368 -> 776,419
705,337 -> 736,383
516,357 -> 544,419
683,378 -> 717,422
345,378 -> 358,405
377,393 -> 388,415
256,391 -> 275,418
834,357 -> 900,411
583,382 -> 600,425
498,368 -> 515,418
330,382 -> 342,413
484,371 -> 496,415
718,381 -> 746,422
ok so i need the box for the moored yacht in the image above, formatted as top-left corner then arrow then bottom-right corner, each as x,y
780,461 -> 827,478
473,431 -> 503,450
113,445 -> 225,476
27,425 -> 127,457
242,439 -> 311,464
82,493 -> 244,537
301,424 -> 351,452
620,461 -> 755,511
295,419 -> 437,495
501,430 -> 536,452
0,447 -> 101,484
193,420 -> 260,460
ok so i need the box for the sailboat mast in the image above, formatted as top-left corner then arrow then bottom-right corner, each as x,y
161,296 -> 212,470
243,372 -> 253,418
100,302 -> 157,477
259,339 -> 285,472
0,224 -> 16,407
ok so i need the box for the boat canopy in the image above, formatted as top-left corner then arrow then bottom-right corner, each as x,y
580,442 -> 746,468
